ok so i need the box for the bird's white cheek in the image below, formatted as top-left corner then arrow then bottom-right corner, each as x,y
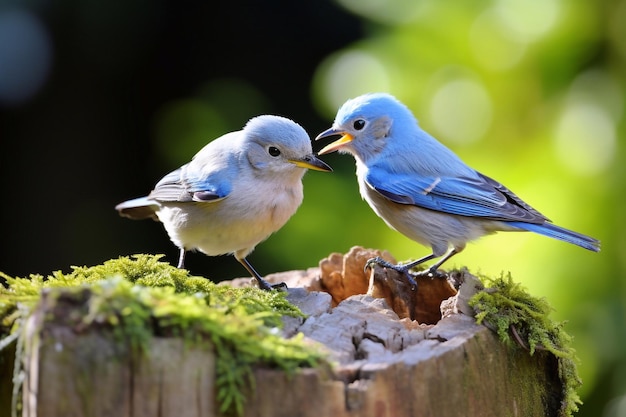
337,147 -> 354,155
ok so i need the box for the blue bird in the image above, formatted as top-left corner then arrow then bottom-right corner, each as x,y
316,93 -> 599,283
117,115 -> 332,290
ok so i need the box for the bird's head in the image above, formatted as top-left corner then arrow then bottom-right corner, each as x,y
316,93 -> 415,162
244,115 -> 332,178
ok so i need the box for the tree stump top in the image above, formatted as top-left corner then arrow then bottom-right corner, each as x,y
226,247 -> 567,417
1,249 -> 573,417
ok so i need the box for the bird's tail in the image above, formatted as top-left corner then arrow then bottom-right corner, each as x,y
508,221 -> 600,252
115,197 -> 159,220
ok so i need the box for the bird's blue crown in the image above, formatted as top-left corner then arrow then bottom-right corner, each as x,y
336,93 -> 416,126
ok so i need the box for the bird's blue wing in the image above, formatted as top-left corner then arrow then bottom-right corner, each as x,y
148,166 -> 232,203
365,166 -> 547,223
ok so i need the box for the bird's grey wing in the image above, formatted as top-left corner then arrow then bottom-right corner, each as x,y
476,172 -> 548,221
115,196 -> 159,220
148,166 -> 232,203
148,132 -> 241,203
365,166 -> 548,224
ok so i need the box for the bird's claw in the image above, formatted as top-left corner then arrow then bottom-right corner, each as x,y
365,257 -> 417,291
364,256 -> 399,273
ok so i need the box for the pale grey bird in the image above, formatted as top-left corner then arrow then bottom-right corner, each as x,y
316,93 -> 599,285
116,115 -> 332,290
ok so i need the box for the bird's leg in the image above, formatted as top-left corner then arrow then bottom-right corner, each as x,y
238,257 -> 287,291
418,246 -> 462,278
177,248 -> 187,269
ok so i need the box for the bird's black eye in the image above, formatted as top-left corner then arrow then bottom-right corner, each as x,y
268,146 -> 281,157
353,119 -> 366,130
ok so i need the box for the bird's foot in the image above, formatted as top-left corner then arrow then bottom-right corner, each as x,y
255,277 -> 288,291
365,257 -> 418,290
413,267 -> 448,279
364,256 -> 400,272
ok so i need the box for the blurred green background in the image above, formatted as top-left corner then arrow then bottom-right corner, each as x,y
0,0 -> 624,415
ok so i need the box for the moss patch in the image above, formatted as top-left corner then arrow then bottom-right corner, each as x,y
469,273 -> 582,417
0,254 -> 324,416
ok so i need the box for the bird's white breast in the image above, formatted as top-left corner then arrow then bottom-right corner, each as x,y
156,174 -> 304,259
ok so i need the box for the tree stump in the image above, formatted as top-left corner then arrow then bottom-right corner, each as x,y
2,247 -> 565,417
245,247 -> 562,417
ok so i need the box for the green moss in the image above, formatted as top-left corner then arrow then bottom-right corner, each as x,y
469,273 -> 582,417
0,254 -> 324,416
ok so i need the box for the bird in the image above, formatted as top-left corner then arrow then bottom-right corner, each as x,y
315,93 -> 599,285
116,115 -> 332,290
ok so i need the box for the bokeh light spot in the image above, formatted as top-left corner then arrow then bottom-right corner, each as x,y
568,70 -> 623,124
553,101 -> 615,176
494,0 -> 561,42
469,9 -> 526,71
0,9 -> 52,105
604,394 -> 626,417
313,49 -> 390,118
428,77 -> 493,145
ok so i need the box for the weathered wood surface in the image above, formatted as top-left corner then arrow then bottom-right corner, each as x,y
6,247 -> 563,417
21,293 -> 216,417
256,291 -> 559,417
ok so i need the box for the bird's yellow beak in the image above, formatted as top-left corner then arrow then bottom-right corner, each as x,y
289,154 -> 333,172
315,127 -> 353,155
